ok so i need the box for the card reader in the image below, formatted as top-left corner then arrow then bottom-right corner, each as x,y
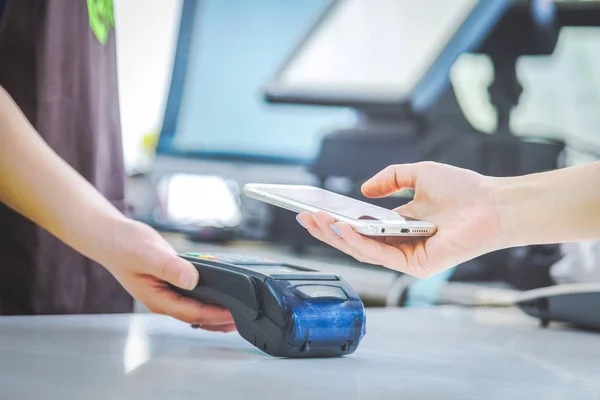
174,252 -> 366,358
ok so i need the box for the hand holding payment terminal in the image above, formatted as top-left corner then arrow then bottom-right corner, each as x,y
174,253 -> 366,358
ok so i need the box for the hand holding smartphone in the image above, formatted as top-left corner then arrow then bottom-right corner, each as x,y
243,184 -> 436,236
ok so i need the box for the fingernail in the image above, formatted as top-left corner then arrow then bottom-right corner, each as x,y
179,269 -> 197,290
331,225 -> 342,237
296,215 -> 305,227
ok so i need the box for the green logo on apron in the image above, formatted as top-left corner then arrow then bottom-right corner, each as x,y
86,0 -> 115,44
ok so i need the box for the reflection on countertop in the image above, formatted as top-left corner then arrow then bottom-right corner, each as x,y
1,307 -> 599,400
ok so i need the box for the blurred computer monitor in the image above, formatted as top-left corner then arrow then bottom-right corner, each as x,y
264,0 -> 513,115
158,0 -> 358,163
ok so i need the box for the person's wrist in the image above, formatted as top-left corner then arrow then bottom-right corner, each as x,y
92,214 -> 141,271
489,175 -> 532,250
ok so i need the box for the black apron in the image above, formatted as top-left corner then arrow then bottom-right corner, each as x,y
0,0 -> 133,314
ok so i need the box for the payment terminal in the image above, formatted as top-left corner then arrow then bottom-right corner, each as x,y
175,252 -> 366,358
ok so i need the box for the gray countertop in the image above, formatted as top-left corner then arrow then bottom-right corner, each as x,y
1,307 -> 599,400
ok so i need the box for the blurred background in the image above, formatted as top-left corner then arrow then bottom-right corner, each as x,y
113,0 -> 600,309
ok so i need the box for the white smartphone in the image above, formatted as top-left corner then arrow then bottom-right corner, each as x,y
243,183 -> 436,237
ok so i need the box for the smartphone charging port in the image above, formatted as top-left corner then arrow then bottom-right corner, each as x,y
401,229 -> 410,234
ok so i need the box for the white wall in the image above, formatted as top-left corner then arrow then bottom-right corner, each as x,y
114,0 -> 183,174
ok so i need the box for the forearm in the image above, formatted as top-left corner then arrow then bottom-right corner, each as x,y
0,86 -> 127,264
494,161 -> 600,248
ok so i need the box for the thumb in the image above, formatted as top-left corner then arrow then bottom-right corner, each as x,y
394,201 -> 423,220
362,164 -> 418,198
148,252 -> 199,290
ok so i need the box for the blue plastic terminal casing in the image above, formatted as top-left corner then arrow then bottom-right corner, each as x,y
175,253 -> 366,358
265,279 -> 365,350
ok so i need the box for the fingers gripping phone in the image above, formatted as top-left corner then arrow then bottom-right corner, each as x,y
243,184 -> 436,237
